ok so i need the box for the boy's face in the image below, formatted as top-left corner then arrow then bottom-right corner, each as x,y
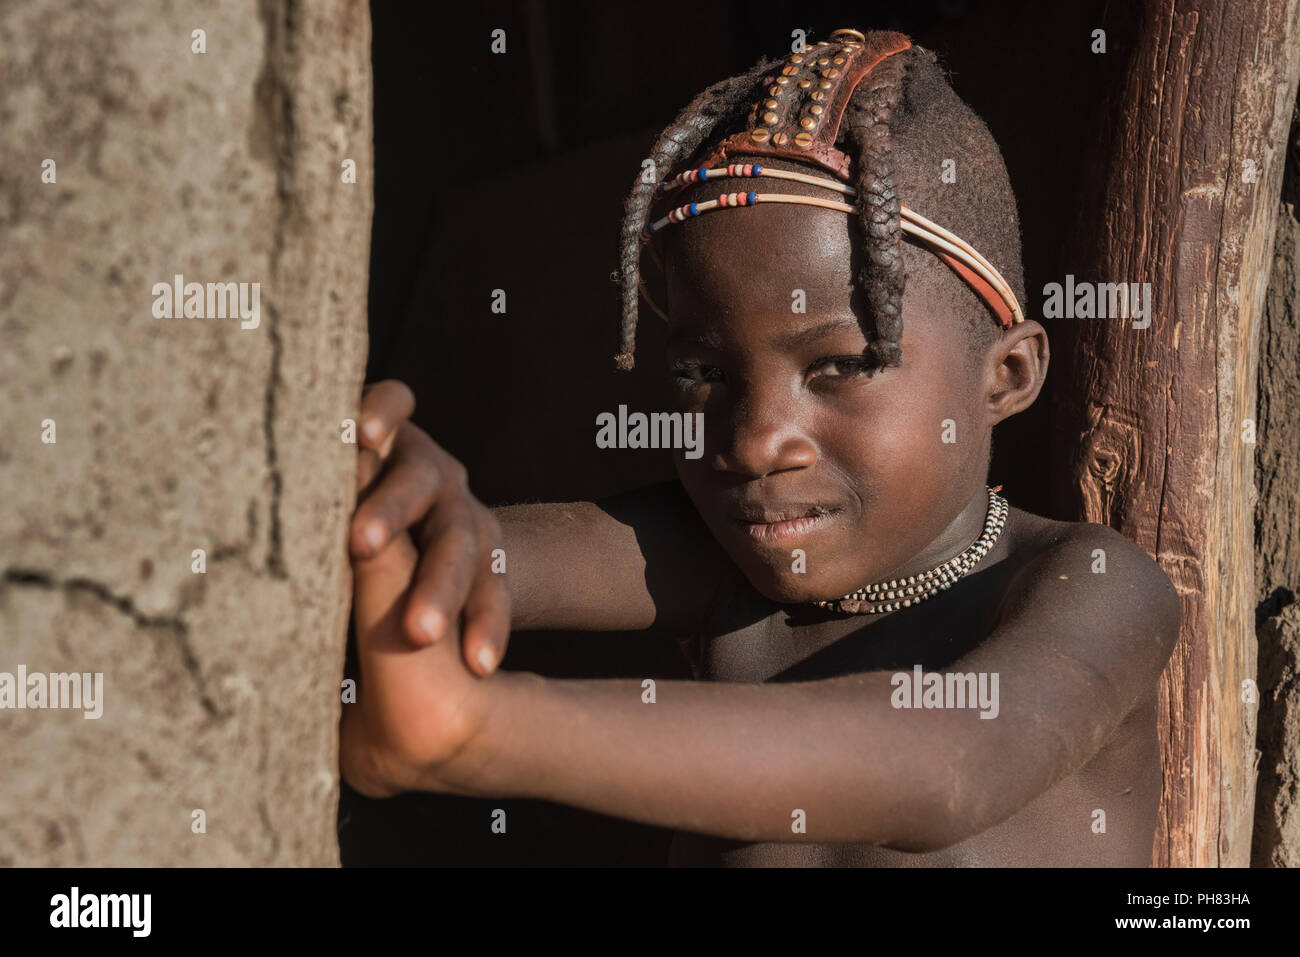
661,178 -> 997,604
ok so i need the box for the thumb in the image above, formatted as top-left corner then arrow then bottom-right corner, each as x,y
351,531 -> 474,765
352,530 -> 419,641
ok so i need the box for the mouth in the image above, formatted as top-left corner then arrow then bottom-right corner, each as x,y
728,504 -> 843,543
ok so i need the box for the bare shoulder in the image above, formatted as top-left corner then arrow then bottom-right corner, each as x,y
994,509 -> 1182,681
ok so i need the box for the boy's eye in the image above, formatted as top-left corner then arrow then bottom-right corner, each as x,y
809,356 -> 878,380
671,360 -> 723,385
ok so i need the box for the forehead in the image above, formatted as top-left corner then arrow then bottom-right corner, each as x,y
657,189 -> 958,355
661,196 -> 859,323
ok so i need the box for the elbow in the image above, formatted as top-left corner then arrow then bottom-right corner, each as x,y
879,809 -> 981,855
896,816 -> 984,854
875,764 -> 1006,854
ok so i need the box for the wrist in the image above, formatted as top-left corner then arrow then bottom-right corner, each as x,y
420,669 -> 541,797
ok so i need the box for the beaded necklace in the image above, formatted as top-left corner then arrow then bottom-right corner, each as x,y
815,486 -> 1009,615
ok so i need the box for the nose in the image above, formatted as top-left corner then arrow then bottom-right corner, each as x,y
711,385 -> 816,479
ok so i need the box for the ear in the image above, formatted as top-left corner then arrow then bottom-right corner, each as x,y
982,320 -> 1049,426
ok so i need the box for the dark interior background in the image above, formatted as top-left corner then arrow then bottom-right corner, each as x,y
339,0 -> 1120,865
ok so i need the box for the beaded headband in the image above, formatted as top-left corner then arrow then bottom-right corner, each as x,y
633,28 -> 1024,349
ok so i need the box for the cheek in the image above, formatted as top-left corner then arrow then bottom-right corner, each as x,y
813,371 -> 977,491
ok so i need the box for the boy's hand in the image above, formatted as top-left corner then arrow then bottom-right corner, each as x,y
349,380 -> 509,675
340,528 -> 491,798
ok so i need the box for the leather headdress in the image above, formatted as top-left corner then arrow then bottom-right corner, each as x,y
697,29 -> 914,180
635,28 -> 1023,346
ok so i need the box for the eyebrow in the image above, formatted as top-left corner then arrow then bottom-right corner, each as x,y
773,317 -> 863,350
667,317 -> 862,351
666,325 -> 722,349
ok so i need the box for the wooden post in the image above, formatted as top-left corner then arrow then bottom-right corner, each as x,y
1050,1 -> 1300,866
1252,104 -> 1300,866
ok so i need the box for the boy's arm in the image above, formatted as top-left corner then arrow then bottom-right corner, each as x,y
497,481 -> 731,634
350,381 -> 724,673
400,526 -> 1180,851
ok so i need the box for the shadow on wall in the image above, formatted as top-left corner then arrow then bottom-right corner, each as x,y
341,0 -> 1114,866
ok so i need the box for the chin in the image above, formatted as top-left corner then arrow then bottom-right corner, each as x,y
733,560 -> 844,605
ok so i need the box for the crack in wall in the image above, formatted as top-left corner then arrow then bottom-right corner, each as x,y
2,567 -> 229,718
252,0 -> 304,582
257,798 -> 282,862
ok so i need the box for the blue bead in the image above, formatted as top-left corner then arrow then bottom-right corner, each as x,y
689,202 -> 699,216
753,164 -> 763,175
698,167 -> 708,180
747,191 -> 757,204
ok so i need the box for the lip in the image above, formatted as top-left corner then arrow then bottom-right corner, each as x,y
728,505 -> 843,543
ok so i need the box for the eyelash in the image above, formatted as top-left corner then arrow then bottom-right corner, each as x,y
811,356 -> 878,379
670,356 -> 879,386
672,360 -> 722,385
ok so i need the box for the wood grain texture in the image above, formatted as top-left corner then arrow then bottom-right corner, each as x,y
1252,104 -> 1300,867
1050,0 -> 1300,867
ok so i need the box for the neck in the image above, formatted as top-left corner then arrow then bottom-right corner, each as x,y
881,483 -> 998,582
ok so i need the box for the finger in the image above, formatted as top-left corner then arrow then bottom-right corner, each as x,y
350,456 -> 439,559
351,534 -> 447,743
356,447 -> 383,494
358,380 -> 415,452
403,507 -> 480,646
357,420 -> 442,502
351,422 -> 444,555
461,563 -> 511,676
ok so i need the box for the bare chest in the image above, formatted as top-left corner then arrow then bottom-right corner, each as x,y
670,696 -> 1161,866
672,573 -> 1161,866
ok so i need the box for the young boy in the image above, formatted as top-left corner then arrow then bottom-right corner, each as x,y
340,29 -> 1180,866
